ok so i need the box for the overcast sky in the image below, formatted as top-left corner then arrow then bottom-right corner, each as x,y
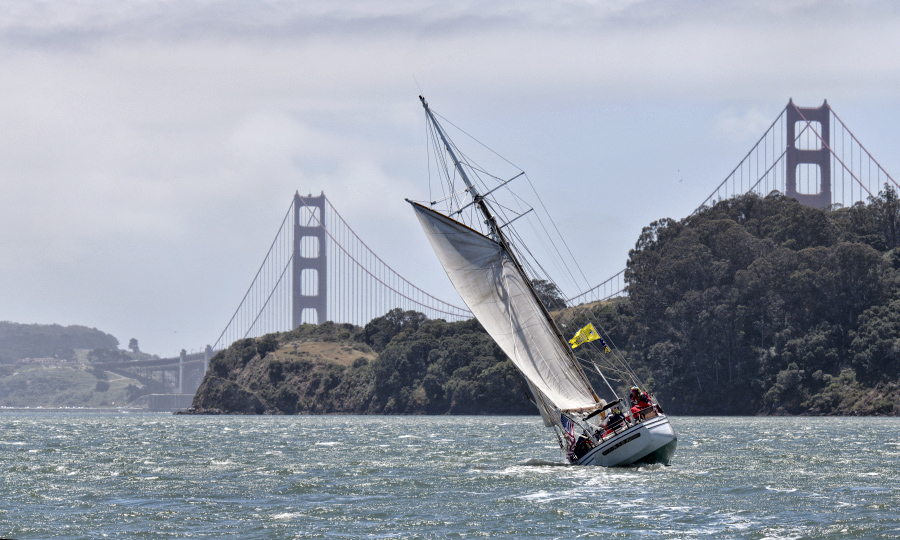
2,0 -> 899,356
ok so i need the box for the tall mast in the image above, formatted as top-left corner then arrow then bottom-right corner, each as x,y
420,96 -> 503,241
420,96 -> 599,404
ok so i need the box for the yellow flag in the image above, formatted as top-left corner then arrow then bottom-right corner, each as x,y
568,323 -> 600,349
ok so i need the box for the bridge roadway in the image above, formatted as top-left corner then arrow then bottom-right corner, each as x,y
95,351 -> 213,411
96,352 -> 209,372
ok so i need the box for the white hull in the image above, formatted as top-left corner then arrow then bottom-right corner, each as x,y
573,414 -> 677,467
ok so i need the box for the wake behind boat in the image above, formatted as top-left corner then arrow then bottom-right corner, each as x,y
408,96 -> 676,466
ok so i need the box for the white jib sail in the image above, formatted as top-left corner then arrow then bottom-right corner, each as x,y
411,203 -> 598,411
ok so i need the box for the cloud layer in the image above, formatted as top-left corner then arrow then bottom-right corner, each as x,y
2,0 -> 899,354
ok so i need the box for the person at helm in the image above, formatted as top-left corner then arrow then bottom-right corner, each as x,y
603,407 -> 626,436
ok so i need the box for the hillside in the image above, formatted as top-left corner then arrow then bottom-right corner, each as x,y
0,363 -> 150,408
186,311 -> 535,415
0,322 -> 172,408
0,322 -> 119,363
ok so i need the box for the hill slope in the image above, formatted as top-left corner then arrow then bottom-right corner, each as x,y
187,313 -> 535,415
0,322 -> 119,363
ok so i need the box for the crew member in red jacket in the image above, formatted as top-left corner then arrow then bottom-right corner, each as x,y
630,386 -> 652,418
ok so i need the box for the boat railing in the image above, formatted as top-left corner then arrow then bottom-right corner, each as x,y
588,404 -> 666,445
597,420 -> 628,442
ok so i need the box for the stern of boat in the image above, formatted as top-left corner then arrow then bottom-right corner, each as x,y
575,414 -> 677,467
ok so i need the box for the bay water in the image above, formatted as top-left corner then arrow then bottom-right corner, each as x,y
2,414 -> 899,539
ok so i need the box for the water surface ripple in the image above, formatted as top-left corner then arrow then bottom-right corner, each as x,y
2,415 -> 899,539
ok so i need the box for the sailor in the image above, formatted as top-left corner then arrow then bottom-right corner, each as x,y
630,386 -> 652,416
604,407 -> 626,435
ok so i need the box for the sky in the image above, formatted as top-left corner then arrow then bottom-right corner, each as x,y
2,0 -> 900,357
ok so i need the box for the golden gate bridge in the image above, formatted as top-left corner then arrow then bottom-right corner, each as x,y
210,191 -> 475,351
101,99 -> 898,405
566,99 -> 898,306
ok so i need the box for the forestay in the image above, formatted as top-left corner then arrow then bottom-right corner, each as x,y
411,202 -> 598,411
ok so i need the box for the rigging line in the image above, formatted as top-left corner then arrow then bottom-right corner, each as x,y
491,197 -> 529,217
580,335 -> 634,379
297,198 -> 471,318
431,109 -> 524,172
428,119 -> 456,212
244,253 -> 295,339
593,325 -> 643,387
454,174 -> 526,216
828,106 -> 899,190
213,199 -> 294,349
567,305 -> 643,387
694,106 -> 788,213
498,208 -> 534,230
431,121 -> 458,210
429,114 -> 526,211
520,174 -> 593,295
494,200 -> 566,285
573,355 -> 625,397
501,228 -> 554,288
438,125 -> 491,191
587,359 -> 633,383
448,146 -> 519,188
426,112 -> 436,207
590,360 -> 621,399
444,155 -> 467,214
520,216 -> 579,298
504,220 -> 581,305
465,164 -> 516,184
792,104 -> 873,198
463,157 -> 520,189
431,133 -> 493,232
432,187 -> 472,207
585,354 -> 641,394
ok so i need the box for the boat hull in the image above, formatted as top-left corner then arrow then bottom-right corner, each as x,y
573,414 -> 677,467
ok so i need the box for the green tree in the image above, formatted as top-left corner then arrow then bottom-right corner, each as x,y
531,279 -> 566,310
363,308 -> 428,352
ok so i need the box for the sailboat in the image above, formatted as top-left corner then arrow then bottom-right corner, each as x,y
408,96 -> 677,466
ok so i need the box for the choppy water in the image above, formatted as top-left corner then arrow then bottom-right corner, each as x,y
1,414 -> 899,539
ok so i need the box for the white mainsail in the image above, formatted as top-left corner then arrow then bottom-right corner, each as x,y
411,202 -> 598,412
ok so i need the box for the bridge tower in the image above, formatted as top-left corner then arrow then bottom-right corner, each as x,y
292,192 -> 327,327
786,100 -> 832,210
